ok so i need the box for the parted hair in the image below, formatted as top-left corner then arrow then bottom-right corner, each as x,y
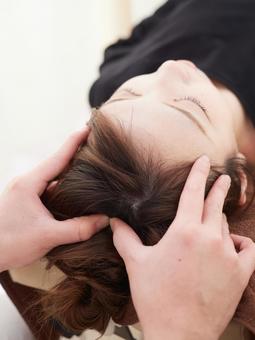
40,109 -> 255,335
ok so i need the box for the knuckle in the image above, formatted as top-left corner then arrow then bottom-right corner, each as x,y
78,222 -> 93,241
185,180 -> 201,193
224,252 -> 239,270
178,228 -> 197,247
208,236 -> 223,250
207,200 -> 222,214
227,252 -> 238,265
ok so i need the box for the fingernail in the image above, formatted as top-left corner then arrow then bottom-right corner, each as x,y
109,217 -> 123,231
221,175 -> 231,188
224,175 -> 231,187
85,121 -> 92,128
95,215 -> 110,230
109,218 -> 117,229
199,154 -> 210,165
76,125 -> 90,133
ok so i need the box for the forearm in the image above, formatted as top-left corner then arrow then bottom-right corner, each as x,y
0,239 -> 7,273
145,332 -> 217,340
143,325 -> 217,340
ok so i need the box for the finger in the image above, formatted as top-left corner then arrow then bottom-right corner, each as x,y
175,155 -> 210,224
49,214 -> 109,246
45,180 -> 58,195
230,234 -> 255,283
203,175 -> 231,232
221,214 -> 236,252
221,214 -> 229,238
231,233 -> 255,253
110,218 -> 143,266
27,126 -> 90,193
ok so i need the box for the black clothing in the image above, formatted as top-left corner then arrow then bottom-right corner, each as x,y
89,0 -> 255,126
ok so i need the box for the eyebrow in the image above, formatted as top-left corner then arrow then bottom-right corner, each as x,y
103,93 -> 207,136
162,102 -> 207,135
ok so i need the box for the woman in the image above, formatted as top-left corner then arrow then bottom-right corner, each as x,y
3,0 -> 255,339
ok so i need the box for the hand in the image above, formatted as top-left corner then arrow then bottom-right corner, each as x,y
110,155 -> 255,340
0,127 -> 109,272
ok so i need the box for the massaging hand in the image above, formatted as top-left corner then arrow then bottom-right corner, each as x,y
0,127 -> 109,272
110,155 -> 255,340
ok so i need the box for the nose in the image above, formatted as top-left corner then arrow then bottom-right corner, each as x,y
177,59 -> 197,70
158,60 -> 192,82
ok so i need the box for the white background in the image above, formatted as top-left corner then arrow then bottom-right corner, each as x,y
0,0 -> 165,190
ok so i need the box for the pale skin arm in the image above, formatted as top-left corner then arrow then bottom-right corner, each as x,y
110,155 -> 255,340
0,126 -> 109,272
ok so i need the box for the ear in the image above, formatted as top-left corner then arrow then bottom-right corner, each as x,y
236,152 -> 248,206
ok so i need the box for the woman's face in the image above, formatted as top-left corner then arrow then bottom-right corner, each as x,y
99,60 -> 239,165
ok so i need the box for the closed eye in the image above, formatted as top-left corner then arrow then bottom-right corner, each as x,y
171,96 -> 210,122
103,88 -> 142,106
174,96 -> 208,115
101,88 -> 211,139
104,89 -> 208,118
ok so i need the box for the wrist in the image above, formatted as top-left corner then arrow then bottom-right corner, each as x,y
145,333 -> 216,340
143,326 -> 218,340
140,311 -> 220,340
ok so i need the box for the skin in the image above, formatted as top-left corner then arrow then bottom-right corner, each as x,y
100,59 -> 255,202
0,127 -> 109,272
1,60 -> 255,337
110,155 -> 255,340
0,129 -> 255,339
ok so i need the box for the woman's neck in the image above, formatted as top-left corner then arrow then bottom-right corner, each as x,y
213,79 -> 255,165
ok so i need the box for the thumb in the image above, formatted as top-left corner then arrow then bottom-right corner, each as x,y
51,214 -> 109,246
110,218 -> 143,265
231,233 -> 255,283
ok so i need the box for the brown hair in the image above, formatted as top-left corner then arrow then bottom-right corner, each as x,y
40,109 -> 255,335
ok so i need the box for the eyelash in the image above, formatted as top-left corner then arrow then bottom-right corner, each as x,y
117,89 -> 208,114
120,87 -> 141,96
173,96 -> 208,114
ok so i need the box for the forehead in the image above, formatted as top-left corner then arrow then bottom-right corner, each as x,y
100,98 -> 217,164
